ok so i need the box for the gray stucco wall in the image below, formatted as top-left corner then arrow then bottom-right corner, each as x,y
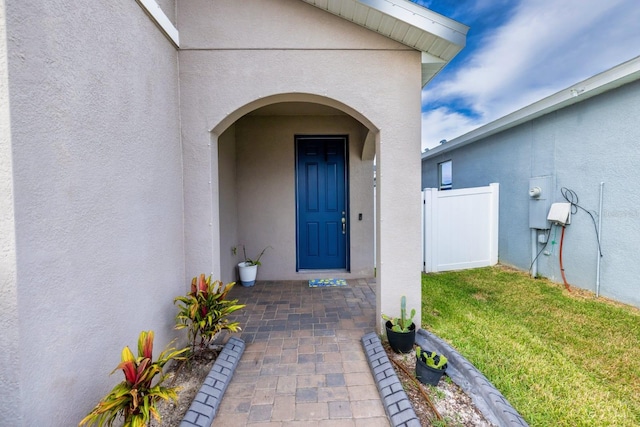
422,79 -> 640,308
423,126 -> 533,269
3,1 -> 184,424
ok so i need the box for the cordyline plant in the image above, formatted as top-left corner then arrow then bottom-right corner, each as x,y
79,330 -> 188,427
174,274 -> 245,352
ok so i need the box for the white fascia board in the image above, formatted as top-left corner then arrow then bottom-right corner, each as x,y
136,0 -> 179,48
357,0 -> 468,46
301,0 -> 467,87
423,55 -> 640,159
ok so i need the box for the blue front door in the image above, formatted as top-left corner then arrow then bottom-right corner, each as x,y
296,136 -> 348,270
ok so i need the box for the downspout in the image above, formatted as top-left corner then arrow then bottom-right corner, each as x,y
530,229 -> 538,277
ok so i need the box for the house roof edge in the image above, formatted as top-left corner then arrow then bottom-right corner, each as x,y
300,0 -> 468,87
422,55 -> 640,160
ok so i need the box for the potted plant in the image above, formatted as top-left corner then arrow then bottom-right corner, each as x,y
237,245 -> 271,287
381,295 -> 416,353
415,346 -> 448,386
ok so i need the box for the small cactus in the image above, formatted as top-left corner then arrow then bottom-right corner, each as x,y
416,346 -> 448,370
382,295 -> 416,332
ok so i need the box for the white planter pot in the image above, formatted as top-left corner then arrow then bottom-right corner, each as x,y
238,262 -> 258,287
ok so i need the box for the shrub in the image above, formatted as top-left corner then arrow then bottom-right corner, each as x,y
79,330 -> 187,427
174,274 -> 245,351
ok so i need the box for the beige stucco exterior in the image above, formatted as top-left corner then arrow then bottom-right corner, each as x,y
217,109 -> 375,284
0,0 -> 464,424
0,0 -> 20,420
226,113 -> 374,282
1,0 -> 184,424
178,0 -> 423,331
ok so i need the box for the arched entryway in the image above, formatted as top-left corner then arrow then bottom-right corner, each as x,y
211,94 -> 378,284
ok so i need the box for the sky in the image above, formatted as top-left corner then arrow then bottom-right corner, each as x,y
411,0 -> 640,150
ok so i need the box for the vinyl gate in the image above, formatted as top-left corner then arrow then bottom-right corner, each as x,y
423,183 -> 499,273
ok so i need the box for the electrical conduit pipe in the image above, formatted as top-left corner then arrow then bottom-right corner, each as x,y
596,182 -> 604,297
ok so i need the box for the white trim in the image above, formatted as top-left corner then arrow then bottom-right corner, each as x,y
136,0 -> 179,47
423,55 -> 640,158
357,0 -> 468,45
300,0 -> 468,87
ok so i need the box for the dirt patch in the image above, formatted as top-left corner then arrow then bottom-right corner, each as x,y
383,342 -> 496,426
151,348 -> 219,427
472,292 -> 488,301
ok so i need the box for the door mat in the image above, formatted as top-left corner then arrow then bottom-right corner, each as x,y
309,278 -> 347,287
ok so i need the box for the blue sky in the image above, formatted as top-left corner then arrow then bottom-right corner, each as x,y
411,0 -> 640,150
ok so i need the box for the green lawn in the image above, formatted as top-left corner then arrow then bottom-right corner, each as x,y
421,266 -> 640,427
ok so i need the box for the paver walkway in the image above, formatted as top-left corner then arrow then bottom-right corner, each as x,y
212,278 -> 390,427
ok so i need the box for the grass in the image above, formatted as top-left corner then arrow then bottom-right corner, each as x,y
421,266 -> 640,427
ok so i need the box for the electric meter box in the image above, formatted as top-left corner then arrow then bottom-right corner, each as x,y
529,176 -> 553,229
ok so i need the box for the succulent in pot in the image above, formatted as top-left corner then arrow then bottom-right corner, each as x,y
381,295 -> 416,353
415,346 -> 448,386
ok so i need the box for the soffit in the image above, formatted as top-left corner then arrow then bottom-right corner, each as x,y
300,0 -> 468,86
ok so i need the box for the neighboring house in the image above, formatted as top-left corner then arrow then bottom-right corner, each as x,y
422,56 -> 640,309
0,0 -> 466,424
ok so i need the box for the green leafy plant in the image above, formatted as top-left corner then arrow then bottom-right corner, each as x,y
416,346 -> 448,370
242,245 -> 272,266
382,295 -> 416,332
79,330 -> 188,427
174,274 -> 245,351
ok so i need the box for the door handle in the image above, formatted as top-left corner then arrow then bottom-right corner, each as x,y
342,216 -> 346,234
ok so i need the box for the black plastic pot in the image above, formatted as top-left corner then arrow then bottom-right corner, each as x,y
385,321 -> 415,353
415,353 -> 447,386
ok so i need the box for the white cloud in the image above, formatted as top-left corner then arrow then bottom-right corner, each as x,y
421,107 -> 481,149
421,0 -> 640,149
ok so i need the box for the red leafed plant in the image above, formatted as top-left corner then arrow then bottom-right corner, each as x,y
78,330 -> 187,427
174,274 -> 245,352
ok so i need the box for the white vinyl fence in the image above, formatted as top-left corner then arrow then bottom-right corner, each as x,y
423,183 -> 499,273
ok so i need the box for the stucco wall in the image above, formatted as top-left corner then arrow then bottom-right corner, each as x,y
179,0 -> 423,326
218,124 -> 239,284
0,0 -> 20,421
231,115 -> 374,281
155,0 -> 176,24
179,0 -> 410,51
422,79 -> 640,308
3,1 -> 184,424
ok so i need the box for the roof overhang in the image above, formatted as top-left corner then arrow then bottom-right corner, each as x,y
300,0 -> 468,87
422,55 -> 640,159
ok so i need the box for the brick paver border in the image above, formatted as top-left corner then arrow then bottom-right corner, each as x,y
363,330 -> 529,427
361,332 -> 421,427
179,337 -> 246,427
